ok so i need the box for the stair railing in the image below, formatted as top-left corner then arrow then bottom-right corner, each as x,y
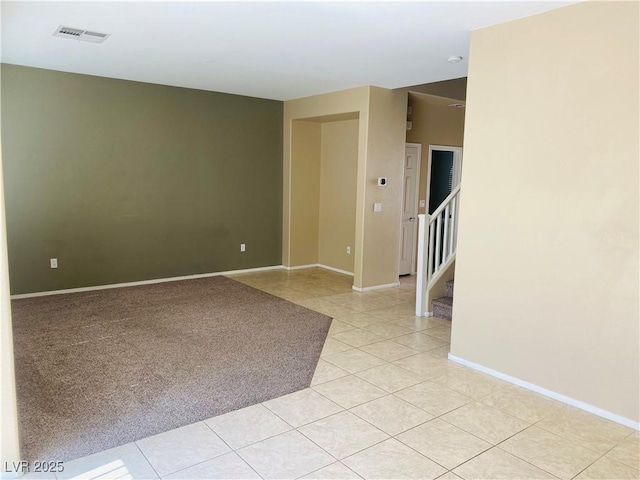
416,185 -> 461,316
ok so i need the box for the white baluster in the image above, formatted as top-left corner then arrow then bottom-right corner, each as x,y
449,195 -> 457,256
443,203 -> 450,261
434,213 -> 442,274
427,218 -> 435,281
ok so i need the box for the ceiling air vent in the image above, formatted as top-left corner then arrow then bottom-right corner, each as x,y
53,26 -> 110,44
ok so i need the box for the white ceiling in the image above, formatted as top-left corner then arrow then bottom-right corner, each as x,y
1,1 -> 573,101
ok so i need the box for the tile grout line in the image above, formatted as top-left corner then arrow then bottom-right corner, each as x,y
86,270 -> 626,480
497,445 -> 563,479
200,420 -> 265,480
138,422 -> 234,479
298,385 -> 454,476
283,387 -> 412,464
567,434 -> 633,479
296,422 -> 392,473
293,461 -> 364,480
529,411 -> 635,458
386,387 -> 533,473
133,441 -> 163,479
256,398 -> 344,470
492,424 -> 590,479
261,393 -> 344,429
390,430 -> 453,473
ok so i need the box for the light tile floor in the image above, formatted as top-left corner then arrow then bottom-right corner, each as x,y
27,268 -> 639,480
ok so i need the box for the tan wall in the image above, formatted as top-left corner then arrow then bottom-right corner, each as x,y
289,120 -> 321,266
283,87 -> 369,271
0,98 -> 21,469
284,86 -> 407,288
452,1 -> 639,422
399,77 -> 468,102
406,97 -> 465,214
361,87 -> 407,287
319,119 -> 359,273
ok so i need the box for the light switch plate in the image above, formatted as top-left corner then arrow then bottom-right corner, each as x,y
374,203 -> 382,212
419,199 -> 426,208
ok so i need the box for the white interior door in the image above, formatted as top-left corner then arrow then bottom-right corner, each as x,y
399,143 -> 421,275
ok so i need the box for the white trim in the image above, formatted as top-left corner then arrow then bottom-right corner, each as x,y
401,142 -> 422,276
411,143 -> 422,276
10,265 -> 284,299
398,143 -> 422,275
352,282 -> 400,292
12,262 -> 359,299
428,252 -> 456,289
448,354 -> 640,431
317,264 -> 354,277
283,264 -> 319,271
415,213 -> 428,316
284,263 -> 354,277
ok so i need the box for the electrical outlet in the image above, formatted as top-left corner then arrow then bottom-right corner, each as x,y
50,258 -> 58,269
346,246 -> 351,254
240,243 -> 246,252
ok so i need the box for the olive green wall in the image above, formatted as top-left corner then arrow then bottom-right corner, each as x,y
1,64 -> 283,294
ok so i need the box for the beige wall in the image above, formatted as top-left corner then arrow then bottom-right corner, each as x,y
283,87 -> 369,272
319,119 -> 359,273
284,86 -> 407,288
1,56 -> 20,469
361,87 -> 407,287
290,120 -> 321,266
452,1 -> 639,422
406,95 -> 465,214
399,77 -> 468,102
0,105 -> 21,472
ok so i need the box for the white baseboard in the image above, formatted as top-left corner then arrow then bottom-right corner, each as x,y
317,264 -> 354,277
11,263 -> 357,299
283,264 -> 318,271
352,282 -> 400,292
448,353 -> 640,430
284,263 -> 354,277
10,265 -> 284,299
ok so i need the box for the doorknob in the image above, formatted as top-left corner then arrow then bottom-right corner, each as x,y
409,217 -> 416,222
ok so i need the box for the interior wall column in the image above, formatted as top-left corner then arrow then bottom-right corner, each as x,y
0,132 -> 22,476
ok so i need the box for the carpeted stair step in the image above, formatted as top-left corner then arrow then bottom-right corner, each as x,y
446,280 -> 454,298
432,296 -> 453,320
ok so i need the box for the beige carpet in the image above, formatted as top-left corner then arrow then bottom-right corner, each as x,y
11,276 -> 331,462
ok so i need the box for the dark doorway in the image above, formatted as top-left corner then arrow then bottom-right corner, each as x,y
428,150 -> 454,214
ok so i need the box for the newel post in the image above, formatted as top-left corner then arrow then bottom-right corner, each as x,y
415,214 -> 429,317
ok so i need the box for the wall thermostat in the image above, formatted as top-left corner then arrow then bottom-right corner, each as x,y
377,177 -> 388,186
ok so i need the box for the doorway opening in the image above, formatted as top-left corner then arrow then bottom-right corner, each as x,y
427,145 -> 462,214
425,145 -> 463,277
